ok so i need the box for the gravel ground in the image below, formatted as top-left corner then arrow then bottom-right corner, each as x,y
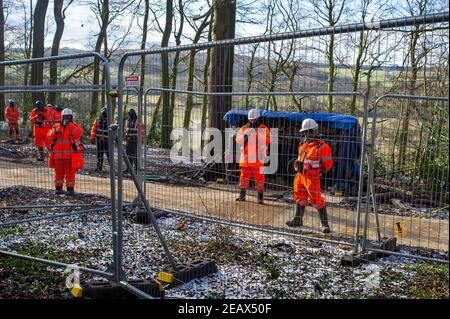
0,186 -> 448,299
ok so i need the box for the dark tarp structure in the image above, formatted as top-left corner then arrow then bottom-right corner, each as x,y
223,109 -> 362,195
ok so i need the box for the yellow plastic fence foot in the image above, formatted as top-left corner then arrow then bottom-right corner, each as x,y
71,284 -> 83,298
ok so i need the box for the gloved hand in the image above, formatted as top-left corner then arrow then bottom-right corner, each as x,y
54,127 -> 61,135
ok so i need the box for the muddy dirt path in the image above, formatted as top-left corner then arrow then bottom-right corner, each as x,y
0,160 -> 448,252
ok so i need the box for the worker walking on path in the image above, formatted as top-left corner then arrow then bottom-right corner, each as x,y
235,108 -> 271,205
4,99 -> 20,143
286,118 -> 333,233
47,108 -> 84,195
90,107 -> 110,172
124,108 -> 144,174
29,100 -> 53,161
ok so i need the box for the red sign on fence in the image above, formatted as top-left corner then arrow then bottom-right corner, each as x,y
125,75 -> 140,87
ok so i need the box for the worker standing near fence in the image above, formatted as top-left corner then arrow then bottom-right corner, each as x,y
53,105 -> 63,124
124,108 -> 144,174
286,118 -> 333,233
90,107 -> 110,172
29,100 -> 53,161
4,99 -> 20,143
235,108 -> 271,205
47,108 -> 84,195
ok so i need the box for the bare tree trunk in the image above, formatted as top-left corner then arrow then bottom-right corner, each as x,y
350,30 -> 366,115
139,0 -> 150,92
244,44 -> 259,110
168,0 -> 184,130
101,26 -> 108,109
90,0 -> 109,121
48,0 -> 73,105
183,11 -> 211,129
207,0 -> 236,134
398,30 -> 419,171
22,0 -> 34,125
201,9 -> 213,133
327,34 -> 335,112
0,0 -> 5,121
160,0 -> 173,148
149,94 -> 162,141
30,0 -> 49,102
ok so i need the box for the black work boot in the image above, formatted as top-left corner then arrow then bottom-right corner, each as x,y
37,148 -> 44,161
236,189 -> 246,201
318,207 -> 331,233
286,205 -> 305,227
95,160 -> 103,172
66,187 -> 75,196
55,186 -> 64,195
257,192 -> 264,205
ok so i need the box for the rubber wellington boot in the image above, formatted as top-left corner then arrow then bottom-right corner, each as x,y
257,192 -> 264,205
318,207 -> 331,233
55,186 -> 64,195
286,205 -> 305,227
235,189 -> 246,201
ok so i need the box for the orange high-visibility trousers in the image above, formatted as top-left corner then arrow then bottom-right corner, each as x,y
54,159 -> 76,188
239,166 -> 265,192
7,122 -> 19,139
293,174 -> 326,210
34,126 -> 51,149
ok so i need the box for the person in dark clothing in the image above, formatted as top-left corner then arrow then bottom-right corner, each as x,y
124,109 -> 144,174
90,107 -> 110,172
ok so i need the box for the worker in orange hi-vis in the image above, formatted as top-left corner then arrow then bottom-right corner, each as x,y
47,108 -> 84,195
4,99 -> 20,143
53,105 -> 63,124
286,118 -> 333,233
46,103 -> 55,124
235,108 -> 271,205
29,100 -> 53,161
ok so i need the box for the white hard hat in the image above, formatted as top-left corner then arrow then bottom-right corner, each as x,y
61,108 -> 73,116
300,118 -> 319,132
248,108 -> 260,120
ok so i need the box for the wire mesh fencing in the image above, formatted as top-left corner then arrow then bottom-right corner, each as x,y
116,12 -> 449,297
0,52 -> 120,282
0,11 -> 448,300
362,95 -> 449,260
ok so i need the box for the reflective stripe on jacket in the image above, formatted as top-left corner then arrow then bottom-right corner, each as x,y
90,117 -> 109,139
297,140 -> 332,177
235,124 -> 271,167
47,122 -> 84,160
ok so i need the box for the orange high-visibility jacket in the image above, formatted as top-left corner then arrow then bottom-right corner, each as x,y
47,122 -> 84,160
236,124 -> 271,167
5,106 -> 20,124
53,110 -> 62,123
30,107 -> 53,128
297,140 -> 332,177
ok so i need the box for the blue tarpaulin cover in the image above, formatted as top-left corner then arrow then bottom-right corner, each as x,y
223,109 -> 362,193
